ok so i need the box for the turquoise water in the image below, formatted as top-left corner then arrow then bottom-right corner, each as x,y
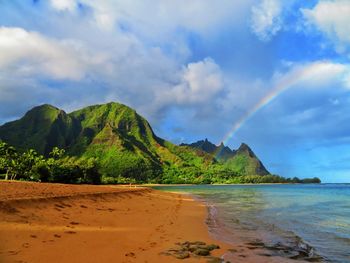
154,184 -> 350,262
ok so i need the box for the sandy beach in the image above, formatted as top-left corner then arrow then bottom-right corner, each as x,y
0,181 -> 231,263
0,181 -> 304,263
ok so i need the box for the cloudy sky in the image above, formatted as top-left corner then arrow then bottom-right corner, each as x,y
1,0 -> 350,182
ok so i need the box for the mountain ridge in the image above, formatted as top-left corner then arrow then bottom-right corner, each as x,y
181,138 -> 235,160
181,139 -> 269,176
0,102 -> 275,183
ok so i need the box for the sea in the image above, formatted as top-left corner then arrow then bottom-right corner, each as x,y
153,184 -> 350,263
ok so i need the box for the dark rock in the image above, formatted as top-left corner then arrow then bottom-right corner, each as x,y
193,248 -> 210,256
174,251 -> 190,259
206,244 -> 220,250
163,241 -> 221,260
190,241 -> 206,246
188,245 -> 198,252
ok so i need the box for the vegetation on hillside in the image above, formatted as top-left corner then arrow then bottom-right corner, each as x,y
0,141 -> 101,184
0,141 -> 321,184
0,103 -> 321,184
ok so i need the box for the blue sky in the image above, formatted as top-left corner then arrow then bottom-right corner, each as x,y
1,0 -> 350,182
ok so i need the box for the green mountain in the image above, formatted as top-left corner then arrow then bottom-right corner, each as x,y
232,143 -> 270,175
0,102 -> 293,184
182,139 -> 269,176
0,102 -> 218,183
0,104 -> 80,155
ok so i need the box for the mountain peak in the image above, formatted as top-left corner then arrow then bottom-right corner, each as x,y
183,140 -> 269,175
182,139 -> 235,161
38,103 -> 59,109
237,143 -> 256,157
238,142 -> 250,151
0,103 -> 70,154
101,101 -> 132,111
27,104 -> 60,114
23,104 -> 65,123
185,139 -> 217,153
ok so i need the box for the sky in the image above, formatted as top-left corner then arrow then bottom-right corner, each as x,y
1,0 -> 350,182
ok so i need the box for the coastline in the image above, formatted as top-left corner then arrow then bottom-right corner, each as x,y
0,181 -> 316,262
180,190 -> 309,263
0,181 -> 229,262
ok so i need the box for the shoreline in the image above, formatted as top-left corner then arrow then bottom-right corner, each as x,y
156,186 -> 316,263
0,181 -> 314,262
0,181 -> 229,262
152,185 -> 312,263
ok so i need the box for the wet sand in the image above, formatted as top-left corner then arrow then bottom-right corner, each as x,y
0,181 -> 300,262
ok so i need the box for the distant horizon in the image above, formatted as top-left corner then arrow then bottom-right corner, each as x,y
1,1 -> 350,183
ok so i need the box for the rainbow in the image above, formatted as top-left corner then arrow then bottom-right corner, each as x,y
218,62 -> 335,148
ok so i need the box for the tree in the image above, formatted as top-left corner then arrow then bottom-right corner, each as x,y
20,149 -> 46,181
49,147 -> 65,160
0,141 -> 18,180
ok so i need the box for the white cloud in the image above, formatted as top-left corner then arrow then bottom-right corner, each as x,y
49,0 -> 254,35
0,27 -> 87,80
0,24 -> 226,124
302,0 -> 350,53
50,0 -> 76,12
0,1 -> 259,128
266,61 -> 350,95
250,0 -> 282,41
158,58 -> 224,105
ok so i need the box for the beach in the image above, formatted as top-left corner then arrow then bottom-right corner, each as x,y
0,181 -> 230,263
0,181 -> 317,263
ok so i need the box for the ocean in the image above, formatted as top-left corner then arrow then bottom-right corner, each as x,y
154,184 -> 350,262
